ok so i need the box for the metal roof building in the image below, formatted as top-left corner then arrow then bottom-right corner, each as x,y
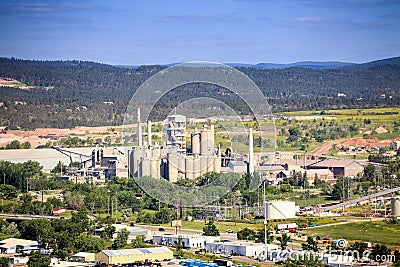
95,247 -> 173,265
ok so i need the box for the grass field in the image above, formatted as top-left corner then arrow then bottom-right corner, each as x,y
303,221 -> 400,247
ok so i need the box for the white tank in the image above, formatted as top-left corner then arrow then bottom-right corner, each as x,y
178,155 -> 185,174
193,157 -> 201,179
265,201 -> 296,220
391,197 -> 400,216
191,131 -> 200,155
200,156 -> 208,175
168,153 -> 179,182
213,155 -> 221,173
200,127 -> 214,156
206,156 -> 213,173
139,158 -> 151,177
150,159 -> 160,179
186,156 -> 194,179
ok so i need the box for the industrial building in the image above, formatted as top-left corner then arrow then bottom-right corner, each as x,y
95,247 -> 173,265
265,201 -> 298,220
206,241 -> 278,257
129,111 -> 223,182
0,238 -> 42,254
152,234 -> 220,249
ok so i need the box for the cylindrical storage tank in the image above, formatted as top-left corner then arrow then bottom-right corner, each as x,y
391,197 -> 400,216
206,156 -> 213,173
191,132 -> 200,155
213,155 -> 221,173
193,157 -> 201,179
200,156 -> 208,176
168,154 -> 179,183
178,155 -> 185,174
200,129 -> 214,156
185,157 -> 194,179
139,159 -> 151,177
150,159 -> 159,179
265,201 -> 296,220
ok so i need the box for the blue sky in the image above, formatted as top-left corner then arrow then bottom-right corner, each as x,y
0,0 -> 399,65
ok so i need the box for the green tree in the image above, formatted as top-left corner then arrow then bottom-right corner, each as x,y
277,233 -> 291,250
19,219 -> 53,244
348,241 -> 368,256
112,228 -> 130,249
370,244 -> 391,263
363,163 -> 375,183
302,236 -> 319,252
237,227 -> 256,241
28,251 -> 50,267
73,235 -> 106,253
5,140 -> 21,149
1,222 -> 20,237
174,235 -> 184,257
154,208 -> 174,224
202,220 -> 220,236
51,161 -> 68,174
0,257 -> 9,267
101,224 -> 116,239
131,235 -> 147,248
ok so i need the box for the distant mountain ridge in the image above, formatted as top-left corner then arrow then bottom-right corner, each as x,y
1,56 -> 399,128
116,56 -> 400,70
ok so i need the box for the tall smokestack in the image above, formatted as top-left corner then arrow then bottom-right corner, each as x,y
137,108 -> 142,147
147,120 -> 152,147
249,128 -> 254,174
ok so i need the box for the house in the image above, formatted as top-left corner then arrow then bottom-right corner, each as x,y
306,159 -> 364,178
0,126 -> 8,134
95,247 -> 173,265
153,234 -> 219,249
374,127 -> 388,134
226,161 -> 247,173
70,252 -> 96,263
390,141 -> 400,151
0,238 -> 42,254
303,169 -> 335,185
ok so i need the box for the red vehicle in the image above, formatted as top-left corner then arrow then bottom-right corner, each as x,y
289,228 -> 297,233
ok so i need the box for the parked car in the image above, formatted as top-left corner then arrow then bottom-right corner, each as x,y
226,229 -> 234,233
158,227 -> 165,232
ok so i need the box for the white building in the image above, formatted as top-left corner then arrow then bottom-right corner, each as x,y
206,241 -> 278,257
0,238 -> 42,254
153,234 -> 220,249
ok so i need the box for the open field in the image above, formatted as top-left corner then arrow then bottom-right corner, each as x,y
303,221 -> 400,247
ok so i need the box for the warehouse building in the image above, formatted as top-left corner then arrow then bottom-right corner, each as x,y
306,159 -> 364,178
153,234 -> 220,249
0,238 -> 42,254
95,247 -> 173,265
206,241 -> 278,257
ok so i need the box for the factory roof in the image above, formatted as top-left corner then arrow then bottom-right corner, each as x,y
228,161 -> 247,166
307,159 -> 362,168
100,247 -> 171,257
0,238 -> 39,249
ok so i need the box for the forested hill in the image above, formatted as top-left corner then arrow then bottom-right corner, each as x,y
0,57 -> 399,129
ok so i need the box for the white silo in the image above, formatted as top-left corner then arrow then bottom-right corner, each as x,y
193,156 -> 201,179
167,153 -> 179,183
391,197 -> 400,216
191,129 -> 200,155
186,156 -> 194,179
200,156 -> 208,175
200,126 -> 214,156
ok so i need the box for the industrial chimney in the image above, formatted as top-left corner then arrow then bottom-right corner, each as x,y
249,128 -> 254,174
